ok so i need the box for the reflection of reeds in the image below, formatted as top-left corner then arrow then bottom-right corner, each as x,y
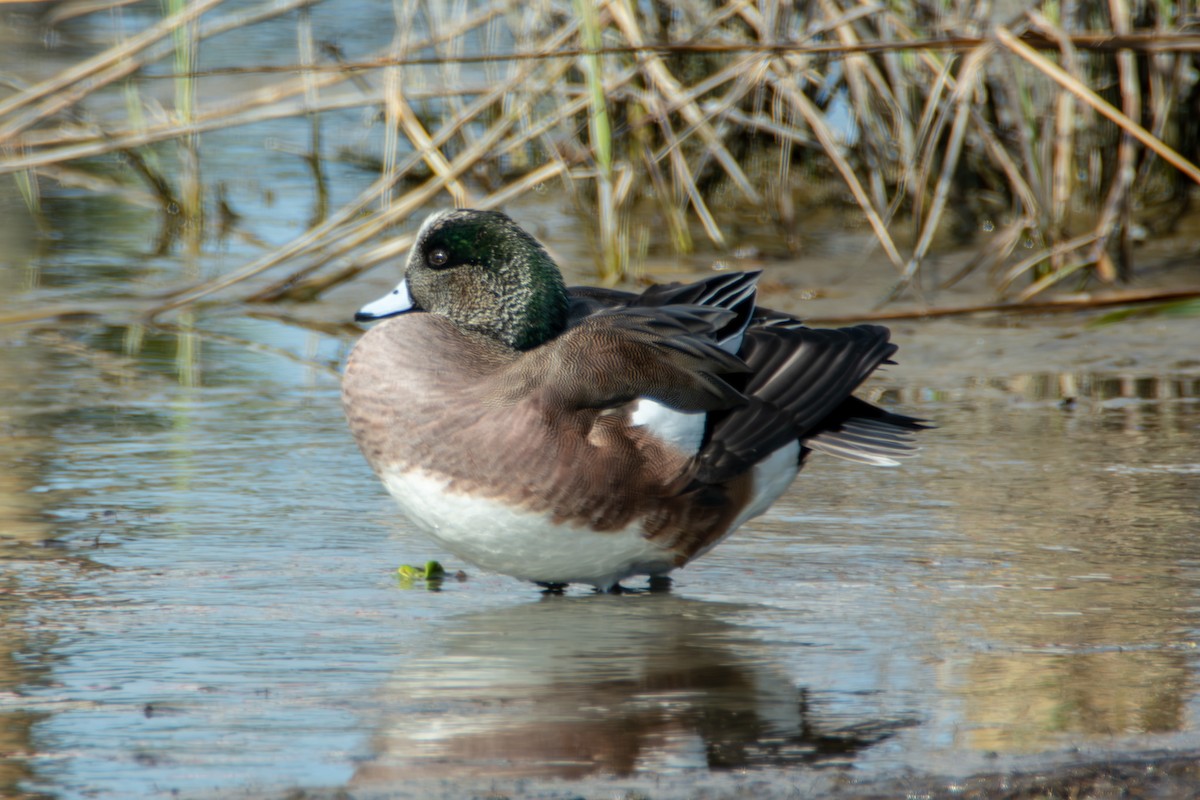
2,1 -> 1199,309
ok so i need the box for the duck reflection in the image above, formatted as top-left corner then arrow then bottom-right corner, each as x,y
353,593 -> 912,783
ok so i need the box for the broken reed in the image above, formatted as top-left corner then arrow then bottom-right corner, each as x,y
1,0 -> 1199,310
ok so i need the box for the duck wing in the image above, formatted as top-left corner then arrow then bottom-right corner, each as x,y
565,272 -> 928,481
696,324 -> 927,482
502,304 -> 750,414
568,271 -> 761,350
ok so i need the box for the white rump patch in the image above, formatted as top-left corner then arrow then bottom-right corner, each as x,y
629,398 -> 706,456
738,441 -> 801,528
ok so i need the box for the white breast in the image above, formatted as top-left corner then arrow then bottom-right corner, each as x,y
380,467 -> 677,589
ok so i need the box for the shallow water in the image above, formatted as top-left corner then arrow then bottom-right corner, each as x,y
1,298 -> 1198,799
3,4 -> 1200,797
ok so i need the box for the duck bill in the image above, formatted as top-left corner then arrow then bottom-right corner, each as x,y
355,278 -> 417,322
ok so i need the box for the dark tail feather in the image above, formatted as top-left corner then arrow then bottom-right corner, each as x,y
803,396 -> 932,467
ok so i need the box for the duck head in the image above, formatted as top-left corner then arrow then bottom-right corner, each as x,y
355,209 -> 570,351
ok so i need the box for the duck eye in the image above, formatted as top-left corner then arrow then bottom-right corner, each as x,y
428,248 -> 449,267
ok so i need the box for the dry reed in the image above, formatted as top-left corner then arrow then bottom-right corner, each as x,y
2,0 -> 1199,312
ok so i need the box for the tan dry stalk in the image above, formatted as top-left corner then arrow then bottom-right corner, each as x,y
0,0 -> 228,145
998,230 -> 1104,294
427,0 -> 478,157
0,92 -> 370,175
767,69 -> 906,275
813,0 -> 905,213
967,107 -> 1040,226
639,140 -> 691,255
297,7 -> 330,224
88,31 -> 1200,81
904,55 -> 954,223
250,51 -> 596,301
41,0 -> 142,25
872,4 -> 917,172
32,163 -> 157,207
997,49 -> 1050,224
897,43 -> 991,298
939,217 -> 1036,290
717,105 -> 812,147
576,0 -> 619,282
392,92 -> 474,208
995,26 -> 1200,187
804,284 -> 1200,325
252,159 -> 569,302
150,13 -> 585,312
1089,0 -> 1139,282
1017,256 -> 1097,301
1026,12 -> 1079,268
653,97 -> 726,248
644,52 -> 764,157
384,0 -> 472,209
773,85 -> 796,230
606,0 -> 761,205
0,0 -> 502,172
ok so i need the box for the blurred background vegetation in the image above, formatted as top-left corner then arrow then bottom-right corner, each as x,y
1,0 -> 1199,317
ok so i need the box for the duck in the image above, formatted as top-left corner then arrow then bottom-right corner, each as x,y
342,208 -> 927,591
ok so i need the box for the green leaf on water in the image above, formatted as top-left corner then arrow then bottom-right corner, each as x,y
1090,298 -> 1200,327
396,560 -> 447,587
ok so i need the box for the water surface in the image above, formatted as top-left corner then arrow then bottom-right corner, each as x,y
1,301 -> 1198,799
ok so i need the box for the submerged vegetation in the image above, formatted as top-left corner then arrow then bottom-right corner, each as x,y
1,0 -> 1199,312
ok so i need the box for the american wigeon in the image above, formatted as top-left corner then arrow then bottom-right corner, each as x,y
343,209 -> 927,591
